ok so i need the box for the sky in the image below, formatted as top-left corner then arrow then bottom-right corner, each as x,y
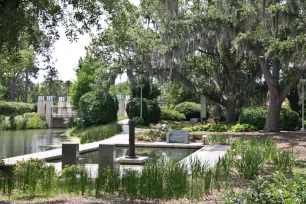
35,0 -> 140,84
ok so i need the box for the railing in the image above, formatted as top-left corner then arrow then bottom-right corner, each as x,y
51,107 -> 73,118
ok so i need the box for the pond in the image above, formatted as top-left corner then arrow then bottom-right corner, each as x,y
0,129 -> 78,158
50,147 -> 198,164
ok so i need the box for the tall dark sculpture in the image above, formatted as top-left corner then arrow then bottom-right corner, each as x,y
126,101 -> 137,158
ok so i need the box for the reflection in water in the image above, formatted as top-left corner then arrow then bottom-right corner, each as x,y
0,129 -> 70,158
76,147 -> 198,164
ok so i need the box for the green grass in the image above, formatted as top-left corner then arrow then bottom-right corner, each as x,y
65,123 -> 123,144
117,115 -> 128,121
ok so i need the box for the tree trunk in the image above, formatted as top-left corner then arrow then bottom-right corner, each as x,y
225,99 -> 237,124
24,70 -> 29,103
287,84 -> 299,114
265,90 -> 282,132
10,77 -> 16,101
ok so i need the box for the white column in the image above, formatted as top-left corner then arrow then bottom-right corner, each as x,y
37,96 -> 45,117
45,96 -> 53,128
58,97 -> 65,116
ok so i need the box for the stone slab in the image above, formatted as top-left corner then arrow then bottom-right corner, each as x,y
116,156 -> 149,164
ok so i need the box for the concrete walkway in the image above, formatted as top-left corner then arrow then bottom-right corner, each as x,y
181,145 -> 231,170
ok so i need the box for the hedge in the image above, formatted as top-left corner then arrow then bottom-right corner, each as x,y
126,98 -> 161,125
0,101 -> 36,116
160,109 -> 186,121
174,102 -> 201,121
239,107 -> 300,131
79,91 -> 118,127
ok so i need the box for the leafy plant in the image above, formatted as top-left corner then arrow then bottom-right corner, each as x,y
174,102 -> 201,120
161,109 -> 186,121
79,123 -> 122,144
79,91 -> 118,127
272,149 -> 296,173
205,135 -> 232,145
231,124 -> 257,132
126,98 -> 161,125
133,117 -> 144,126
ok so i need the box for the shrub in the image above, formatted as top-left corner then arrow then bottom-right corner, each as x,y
280,107 -> 299,131
26,115 -> 47,129
135,129 -> 166,141
133,117 -> 144,126
233,145 -> 266,179
272,149 -> 296,173
183,123 -> 227,132
239,107 -> 300,131
174,102 -> 200,120
126,98 -> 161,125
79,123 -> 122,144
161,109 -> 186,121
224,173 -> 306,204
79,91 -> 118,127
231,124 -> 257,132
205,135 -> 232,145
0,101 -> 35,116
239,107 -> 267,130
14,115 -> 26,129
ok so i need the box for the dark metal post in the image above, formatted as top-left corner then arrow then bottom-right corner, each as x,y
126,101 -> 138,158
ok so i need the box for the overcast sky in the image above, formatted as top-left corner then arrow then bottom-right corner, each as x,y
35,0 -> 140,84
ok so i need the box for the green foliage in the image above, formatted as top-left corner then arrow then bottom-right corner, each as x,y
224,173 -> 306,204
161,83 -> 198,109
174,102 -> 201,121
0,101 -> 35,116
70,55 -> 99,109
79,123 -> 122,144
79,91 -> 118,127
26,115 -> 47,129
126,98 -> 161,125
161,109 -> 186,121
109,81 -> 131,96
0,113 -> 46,130
117,115 -> 128,121
133,117 -> 144,126
239,107 -> 267,130
239,107 -> 300,130
163,121 -> 192,130
272,149 -> 296,173
231,124 -> 257,132
136,129 -> 166,141
14,159 -> 56,195
62,165 -> 90,195
205,135 -> 232,145
183,123 -> 228,132
280,107 -> 300,131
131,83 -> 161,100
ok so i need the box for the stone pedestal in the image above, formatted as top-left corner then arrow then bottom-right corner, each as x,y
62,143 -> 79,169
99,144 -> 116,167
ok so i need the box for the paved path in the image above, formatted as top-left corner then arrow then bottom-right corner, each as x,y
181,145 -> 231,170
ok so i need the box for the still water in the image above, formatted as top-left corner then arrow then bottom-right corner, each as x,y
0,129 -> 76,158
74,147 -> 198,164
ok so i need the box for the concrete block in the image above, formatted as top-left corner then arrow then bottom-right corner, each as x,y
99,144 -> 116,167
62,143 -> 79,169
166,130 -> 190,144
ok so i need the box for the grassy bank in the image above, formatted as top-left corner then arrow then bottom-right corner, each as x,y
66,123 -> 123,144
0,113 -> 47,130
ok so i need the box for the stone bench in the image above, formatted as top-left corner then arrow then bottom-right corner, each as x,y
166,130 -> 190,144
